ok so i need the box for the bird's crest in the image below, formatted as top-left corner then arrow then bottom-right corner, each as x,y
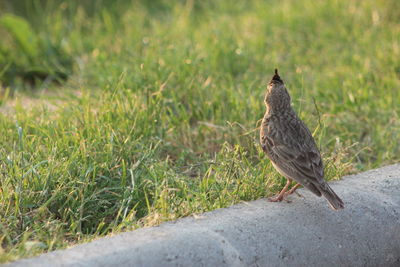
271,68 -> 283,84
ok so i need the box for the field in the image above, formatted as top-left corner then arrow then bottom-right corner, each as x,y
1,0 -> 399,262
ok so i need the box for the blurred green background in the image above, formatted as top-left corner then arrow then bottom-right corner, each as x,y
0,0 -> 399,263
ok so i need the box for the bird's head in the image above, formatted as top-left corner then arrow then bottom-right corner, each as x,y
264,69 -> 291,112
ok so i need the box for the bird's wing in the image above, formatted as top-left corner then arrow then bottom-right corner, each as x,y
262,115 -> 325,185
272,144 -> 324,181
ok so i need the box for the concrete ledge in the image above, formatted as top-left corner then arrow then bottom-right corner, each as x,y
7,164 -> 400,267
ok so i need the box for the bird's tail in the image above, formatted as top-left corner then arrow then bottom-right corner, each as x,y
319,182 -> 345,210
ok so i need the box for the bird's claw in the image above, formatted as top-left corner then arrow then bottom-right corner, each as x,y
267,195 -> 283,202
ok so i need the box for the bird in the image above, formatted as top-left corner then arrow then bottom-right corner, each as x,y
260,69 -> 344,210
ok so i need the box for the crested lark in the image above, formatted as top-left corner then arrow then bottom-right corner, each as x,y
260,69 -> 344,210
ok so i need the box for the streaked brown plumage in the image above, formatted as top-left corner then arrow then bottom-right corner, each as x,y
260,69 -> 344,210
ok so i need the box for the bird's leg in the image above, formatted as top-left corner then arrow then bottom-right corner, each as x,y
268,179 -> 292,202
284,183 -> 301,197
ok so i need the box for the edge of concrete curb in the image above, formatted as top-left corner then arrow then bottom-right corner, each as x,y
6,164 -> 400,267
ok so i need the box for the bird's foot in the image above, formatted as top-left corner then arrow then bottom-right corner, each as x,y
268,183 -> 302,203
268,194 -> 293,203
267,179 -> 293,202
267,195 -> 284,202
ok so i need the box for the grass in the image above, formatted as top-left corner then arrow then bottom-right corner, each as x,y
1,0 -> 400,263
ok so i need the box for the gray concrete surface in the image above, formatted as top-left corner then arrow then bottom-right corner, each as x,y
7,164 -> 400,267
